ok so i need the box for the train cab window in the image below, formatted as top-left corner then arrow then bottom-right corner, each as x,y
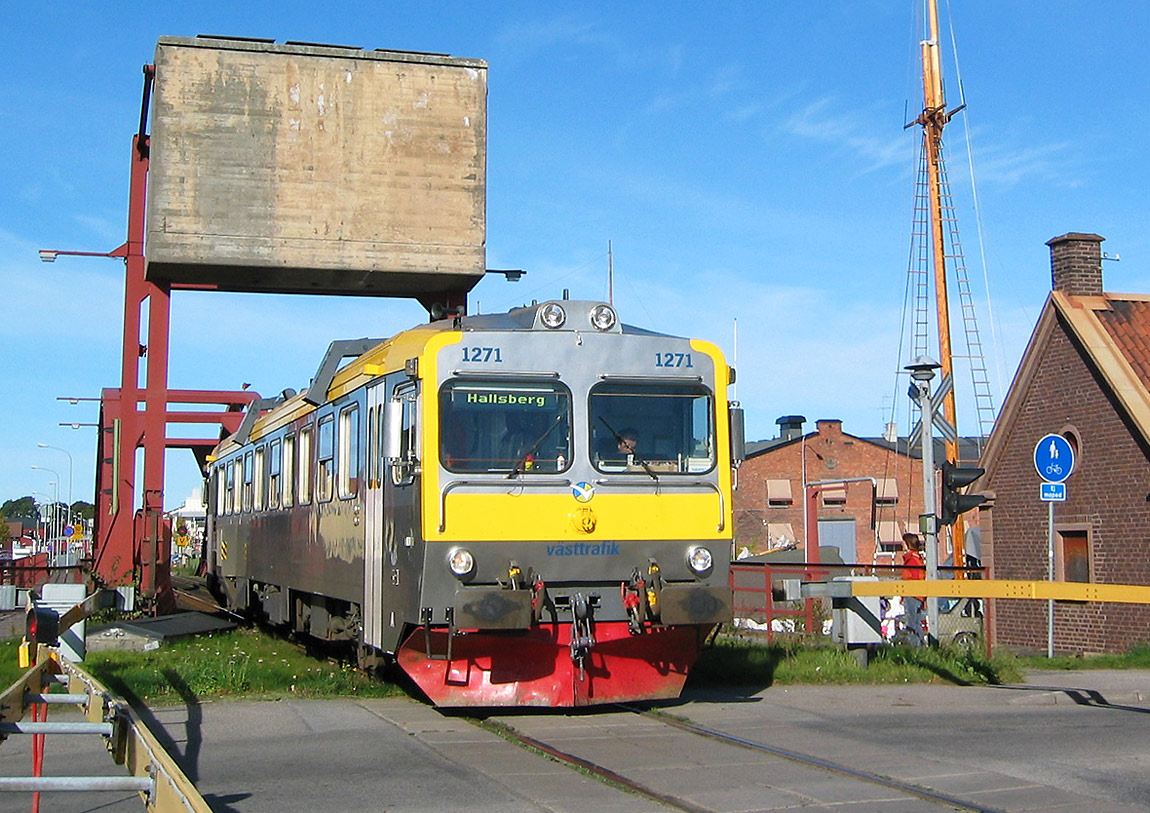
338,405 -> 360,499
317,415 -> 335,502
283,434 -> 295,508
253,447 -> 265,511
242,451 -> 254,512
438,380 -> 572,474
298,427 -> 312,505
590,382 -> 714,474
268,440 -> 281,509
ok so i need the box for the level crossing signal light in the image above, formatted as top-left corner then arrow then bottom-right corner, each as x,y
25,603 -> 60,646
940,461 -> 987,525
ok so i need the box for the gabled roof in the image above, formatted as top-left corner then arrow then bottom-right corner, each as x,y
980,290 -> 1150,475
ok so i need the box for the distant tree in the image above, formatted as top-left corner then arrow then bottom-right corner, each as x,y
70,501 -> 95,524
1,496 -> 39,525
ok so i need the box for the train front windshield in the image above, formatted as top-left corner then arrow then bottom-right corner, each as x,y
590,382 -> 715,474
440,381 -> 573,473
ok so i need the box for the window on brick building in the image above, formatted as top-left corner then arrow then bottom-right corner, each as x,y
1056,528 -> 1092,583
766,479 -> 793,507
767,522 -> 796,547
875,478 -> 898,504
821,486 -> 846,506
876,520 -> 902,554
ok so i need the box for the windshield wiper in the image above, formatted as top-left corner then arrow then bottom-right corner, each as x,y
597,417 -> 658,481
507,414 -> 565,479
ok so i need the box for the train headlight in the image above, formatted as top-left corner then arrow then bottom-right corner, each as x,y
539,303 -> 566,329
686,545 -> 713,576
447,548 -> 476,579
589,304 -> 617,331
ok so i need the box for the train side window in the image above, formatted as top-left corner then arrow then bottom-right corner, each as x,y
230,460 -> 240,514
268,439 -> 281,509
367,406 -> 377,487
390,387 -> 418,486
216,466 -> 228,516
283,434 -> 295,507
338,404 -> 360,499
253,446 -> 265,511
242,451 -> 254,512
317,415 -> 335,502
298,428 -> 312,505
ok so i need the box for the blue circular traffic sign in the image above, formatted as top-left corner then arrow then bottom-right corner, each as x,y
1034,434 -> 1074,483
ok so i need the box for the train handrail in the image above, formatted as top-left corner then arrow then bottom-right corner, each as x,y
439,478 -> 575,531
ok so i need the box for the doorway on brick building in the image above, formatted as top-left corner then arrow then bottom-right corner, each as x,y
819,517 -> 857,565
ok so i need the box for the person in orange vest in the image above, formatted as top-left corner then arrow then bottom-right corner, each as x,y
900,532 -> 927,646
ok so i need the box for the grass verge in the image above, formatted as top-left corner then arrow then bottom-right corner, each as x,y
688,634 -> 1025,688
0,628 -> 405,705
2,623 -> 1146,704
1016,643 -> 1150,671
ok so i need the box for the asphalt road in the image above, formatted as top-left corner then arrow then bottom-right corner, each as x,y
0,669 -> 1147,812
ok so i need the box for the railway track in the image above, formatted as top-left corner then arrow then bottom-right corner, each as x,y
478,704 -> 1006,813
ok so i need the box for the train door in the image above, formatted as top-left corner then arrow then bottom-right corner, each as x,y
379,377 -> 422,653
363,382 -> 386,650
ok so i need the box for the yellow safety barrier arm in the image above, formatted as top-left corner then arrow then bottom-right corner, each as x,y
846,579 -> 1150,604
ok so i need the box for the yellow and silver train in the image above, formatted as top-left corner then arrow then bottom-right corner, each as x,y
206,298 -> 742,706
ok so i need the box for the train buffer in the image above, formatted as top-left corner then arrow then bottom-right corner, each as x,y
0,599 -> 211,811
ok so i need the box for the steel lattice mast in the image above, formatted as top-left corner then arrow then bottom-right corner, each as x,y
909,0 -> 996,575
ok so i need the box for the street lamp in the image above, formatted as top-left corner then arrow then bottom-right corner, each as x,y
37,443 -> 73,529
905,356 -> 942,644
30,466 -> 61,554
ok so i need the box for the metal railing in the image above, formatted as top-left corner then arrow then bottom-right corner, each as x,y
0,599 -> 211,811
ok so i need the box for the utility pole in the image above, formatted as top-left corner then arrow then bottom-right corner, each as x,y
907,356 -> 941,641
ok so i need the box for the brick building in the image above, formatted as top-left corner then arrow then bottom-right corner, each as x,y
733,417 -> 930,565
980,232 -> 1150,654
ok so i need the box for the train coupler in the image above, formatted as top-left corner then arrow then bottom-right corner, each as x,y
569,592 -> 596,682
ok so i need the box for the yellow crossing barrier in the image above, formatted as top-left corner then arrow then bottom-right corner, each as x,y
844,578 -> 1150,604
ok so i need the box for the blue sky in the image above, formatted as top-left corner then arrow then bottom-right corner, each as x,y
4,1 -> 1149,511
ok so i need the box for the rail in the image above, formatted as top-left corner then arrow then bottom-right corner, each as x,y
0,602 -> 211,811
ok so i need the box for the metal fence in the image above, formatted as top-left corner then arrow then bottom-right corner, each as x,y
730,561 -> 989,650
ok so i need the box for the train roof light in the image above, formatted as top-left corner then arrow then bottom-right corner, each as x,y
539,303 -> 566,329
589,304 -> 617,331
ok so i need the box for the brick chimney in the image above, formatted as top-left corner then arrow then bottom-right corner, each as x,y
1047,232 -> 1104,296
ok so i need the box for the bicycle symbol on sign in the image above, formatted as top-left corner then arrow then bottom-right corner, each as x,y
1034,433 -> 1074,485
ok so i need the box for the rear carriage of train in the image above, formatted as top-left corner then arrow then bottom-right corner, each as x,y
208,299 -> 737,707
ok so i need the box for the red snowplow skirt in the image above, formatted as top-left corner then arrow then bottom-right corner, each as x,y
397,622 -> 708,707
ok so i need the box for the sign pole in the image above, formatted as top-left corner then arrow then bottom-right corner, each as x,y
1048,500 -> 1055,658
1034,433 -> 1074,659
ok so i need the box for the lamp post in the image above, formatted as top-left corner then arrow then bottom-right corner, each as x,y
36,443 -> 73,530
30,465 -> 61,555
